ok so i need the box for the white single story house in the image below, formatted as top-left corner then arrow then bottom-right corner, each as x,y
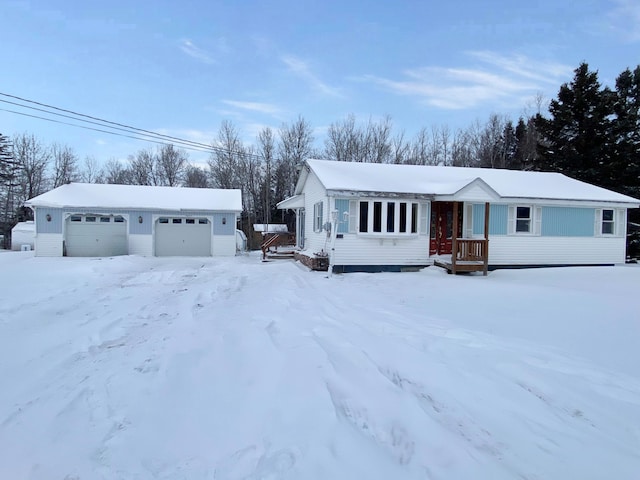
11,221 -> 35,251
24,183 -> 242,257
277,159 -> 640,272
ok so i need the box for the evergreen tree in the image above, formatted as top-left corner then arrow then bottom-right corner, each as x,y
535,63 -> 615,187
611,66 -> 640,199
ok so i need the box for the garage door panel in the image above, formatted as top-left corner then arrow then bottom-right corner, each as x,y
155,218 -> 211,256
65,215 -> 127,257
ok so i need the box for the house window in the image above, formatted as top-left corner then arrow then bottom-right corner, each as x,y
114,216 -> 125,223
198,218 -> 208,224
411,204 -> 418,234
359,202 -> 368,233
100,217 -> 111,223
602,209 -> 615,235
85,216 -> 96,222
399,203 -> 407,233
159,217 -> 169,224
516,206 -> 531,233
313,201 -> 324,232
358,200 -> 419,235
70,215 -> 82,222
373,202 -> 382,232
186,218 -> 195,224
386,202 -> 395,232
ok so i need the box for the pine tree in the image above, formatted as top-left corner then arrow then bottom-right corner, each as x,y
535,63 -> 615,187
611,66 -> 640,199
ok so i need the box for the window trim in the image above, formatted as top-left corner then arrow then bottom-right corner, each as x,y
600,208 -> 615,236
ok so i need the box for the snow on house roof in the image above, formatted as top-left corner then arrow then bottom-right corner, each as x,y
25,183 -> 243,211
304,159 -> 640,205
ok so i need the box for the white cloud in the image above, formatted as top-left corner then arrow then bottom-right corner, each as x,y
179,39 -> 215,64
362,52 -> 572,110
222,100 -> 283,116
608,0 -> 640,42
281,55 -> 343,98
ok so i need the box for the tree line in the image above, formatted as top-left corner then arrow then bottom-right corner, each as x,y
1,61 -> 638,253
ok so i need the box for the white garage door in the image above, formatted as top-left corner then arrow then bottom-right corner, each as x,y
65,214 -> 128,257
155,217 -> 212,256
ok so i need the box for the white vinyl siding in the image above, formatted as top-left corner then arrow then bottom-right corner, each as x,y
487,235 -> 627,266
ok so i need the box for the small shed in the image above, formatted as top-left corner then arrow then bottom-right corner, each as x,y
11,221 -> 35,251
24,183 -> 243,257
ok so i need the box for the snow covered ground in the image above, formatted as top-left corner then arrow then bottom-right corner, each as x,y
1,251 -> 639,480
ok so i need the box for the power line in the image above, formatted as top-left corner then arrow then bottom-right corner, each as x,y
0,107 -> 213,153
0,100 -> 213,153
0,92 -> 266,160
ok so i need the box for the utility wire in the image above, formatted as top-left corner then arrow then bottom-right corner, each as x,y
0,107 -> 214,153
0,99 -> 212,153
0,92 -> 266,160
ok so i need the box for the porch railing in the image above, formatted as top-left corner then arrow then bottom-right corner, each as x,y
452,238 -> 489,275
261,232 -> 296,259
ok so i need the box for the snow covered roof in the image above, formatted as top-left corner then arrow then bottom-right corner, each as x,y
11,221 -> 35,233
25,183 -> 243,211
302,159 -> 640,205
253,224 -> 289,233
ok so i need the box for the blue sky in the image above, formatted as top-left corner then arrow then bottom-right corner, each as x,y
1,0 -> 639,165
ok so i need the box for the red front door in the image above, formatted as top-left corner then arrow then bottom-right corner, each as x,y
429,202 -> 458,255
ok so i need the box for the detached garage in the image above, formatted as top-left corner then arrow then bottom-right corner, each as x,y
24,183 -> 242,257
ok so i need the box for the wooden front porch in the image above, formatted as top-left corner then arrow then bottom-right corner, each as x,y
434,201 -> 490,275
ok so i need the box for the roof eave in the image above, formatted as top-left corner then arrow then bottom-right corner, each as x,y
326,189 -> 434,200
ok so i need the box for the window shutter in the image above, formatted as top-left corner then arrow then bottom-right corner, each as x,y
594,209 -> 602,237
349,200 -> 357,233
534,206 -> 542,236
465,203 -> 473,237
507,206 -> 515,235
420,203 -> 428,235
319,202 -> 324,230
617,209 -> 625,237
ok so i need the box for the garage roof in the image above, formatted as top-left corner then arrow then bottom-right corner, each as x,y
25,183 -> 243,212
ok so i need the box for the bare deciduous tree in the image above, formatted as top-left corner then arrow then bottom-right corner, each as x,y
208,120 -> 244,189
79,156 -> 102,183
156,144 -> 187,186
128,149 -> 156,186
101,158 -> 131,185
276,116 -> 313,200
257,126 -> 276,223
13,133 -> 50,201
51,143 -> 79,187
183,164 -> 209,188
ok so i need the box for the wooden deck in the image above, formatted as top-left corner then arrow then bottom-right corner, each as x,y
261,232 -> 296,260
